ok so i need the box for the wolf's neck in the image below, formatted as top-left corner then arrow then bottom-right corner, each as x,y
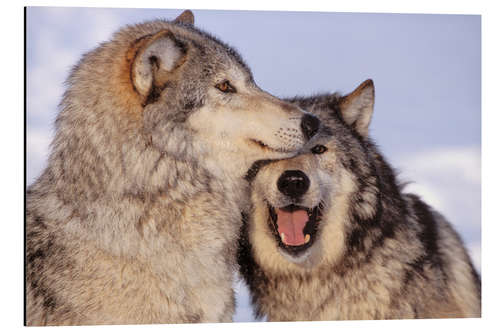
35,124 -> 249,247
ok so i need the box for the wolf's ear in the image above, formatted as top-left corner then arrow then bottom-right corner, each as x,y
129,30 -> 188,101
174,10 -> 194,25
339,79 -> 374,138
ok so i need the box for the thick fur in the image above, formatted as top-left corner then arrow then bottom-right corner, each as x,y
26,11 -> 315,326
238,80 -> 481,321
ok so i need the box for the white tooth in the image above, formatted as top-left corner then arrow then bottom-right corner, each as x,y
304,234 -> 311,243
280,233 -> 286,242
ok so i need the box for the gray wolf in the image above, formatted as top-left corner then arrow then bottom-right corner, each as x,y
237,79 -> 481,320
26,10 -> 319,325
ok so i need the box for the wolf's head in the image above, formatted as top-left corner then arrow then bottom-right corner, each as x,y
55,11 -> 318,197
128,11 -> 319,178
244,80 -> 379,270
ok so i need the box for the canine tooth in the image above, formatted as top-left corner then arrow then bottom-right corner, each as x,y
304,234 -> 310,243
280,233 -> 286,242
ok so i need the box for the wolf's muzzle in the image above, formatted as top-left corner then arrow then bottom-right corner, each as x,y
300,114 -> 320,140
277,170 -> 310,199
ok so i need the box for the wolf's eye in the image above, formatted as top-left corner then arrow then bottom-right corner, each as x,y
215,80 -> 237,93
311,145 -> 328,155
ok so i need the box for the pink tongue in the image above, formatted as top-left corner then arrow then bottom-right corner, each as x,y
276,209 -> 308,246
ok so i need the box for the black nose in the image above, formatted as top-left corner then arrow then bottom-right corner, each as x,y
277,170 -> 310,198
300,114 -> 320,140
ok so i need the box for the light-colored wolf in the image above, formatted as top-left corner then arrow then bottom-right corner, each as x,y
26,10 -> 320,325
237,79 -> 481,321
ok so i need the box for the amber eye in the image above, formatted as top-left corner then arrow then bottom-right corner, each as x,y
311,145 -> 328,154
215,80 -> 236,93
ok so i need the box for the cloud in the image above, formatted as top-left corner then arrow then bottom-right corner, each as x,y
27,7 -> 123,123
233,276 -> 266,323
467,242 -> 481,273
393,145 -> 481,271
396,146 -> 480,186
232,278 -> 255,322
27,127 -> 53,184
27,7 -> 124,186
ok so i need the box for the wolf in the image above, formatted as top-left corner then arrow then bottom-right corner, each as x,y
237,79 -> 481,321
26,10 -> 320,325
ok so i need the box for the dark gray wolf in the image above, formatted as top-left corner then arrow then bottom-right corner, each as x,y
26,10 -> 319,325
237,79 -> 481,321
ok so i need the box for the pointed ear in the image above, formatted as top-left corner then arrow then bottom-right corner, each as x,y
129,30 -> 188,101
339,79 -> 375,137
174,10 -> 194,25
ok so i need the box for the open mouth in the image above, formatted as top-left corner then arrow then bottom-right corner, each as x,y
267,202 -> 323,255
249,139 -> 295,154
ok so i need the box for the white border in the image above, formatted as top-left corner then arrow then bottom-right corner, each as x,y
3,0 -> 499,332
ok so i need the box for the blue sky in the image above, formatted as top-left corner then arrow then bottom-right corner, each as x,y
26,7 -> 481,323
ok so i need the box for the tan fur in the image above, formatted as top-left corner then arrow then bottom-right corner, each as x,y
238,80 -> 480,321
246,150 -> 480,321
26,11 -> 316,325
174,9 -> 194,25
